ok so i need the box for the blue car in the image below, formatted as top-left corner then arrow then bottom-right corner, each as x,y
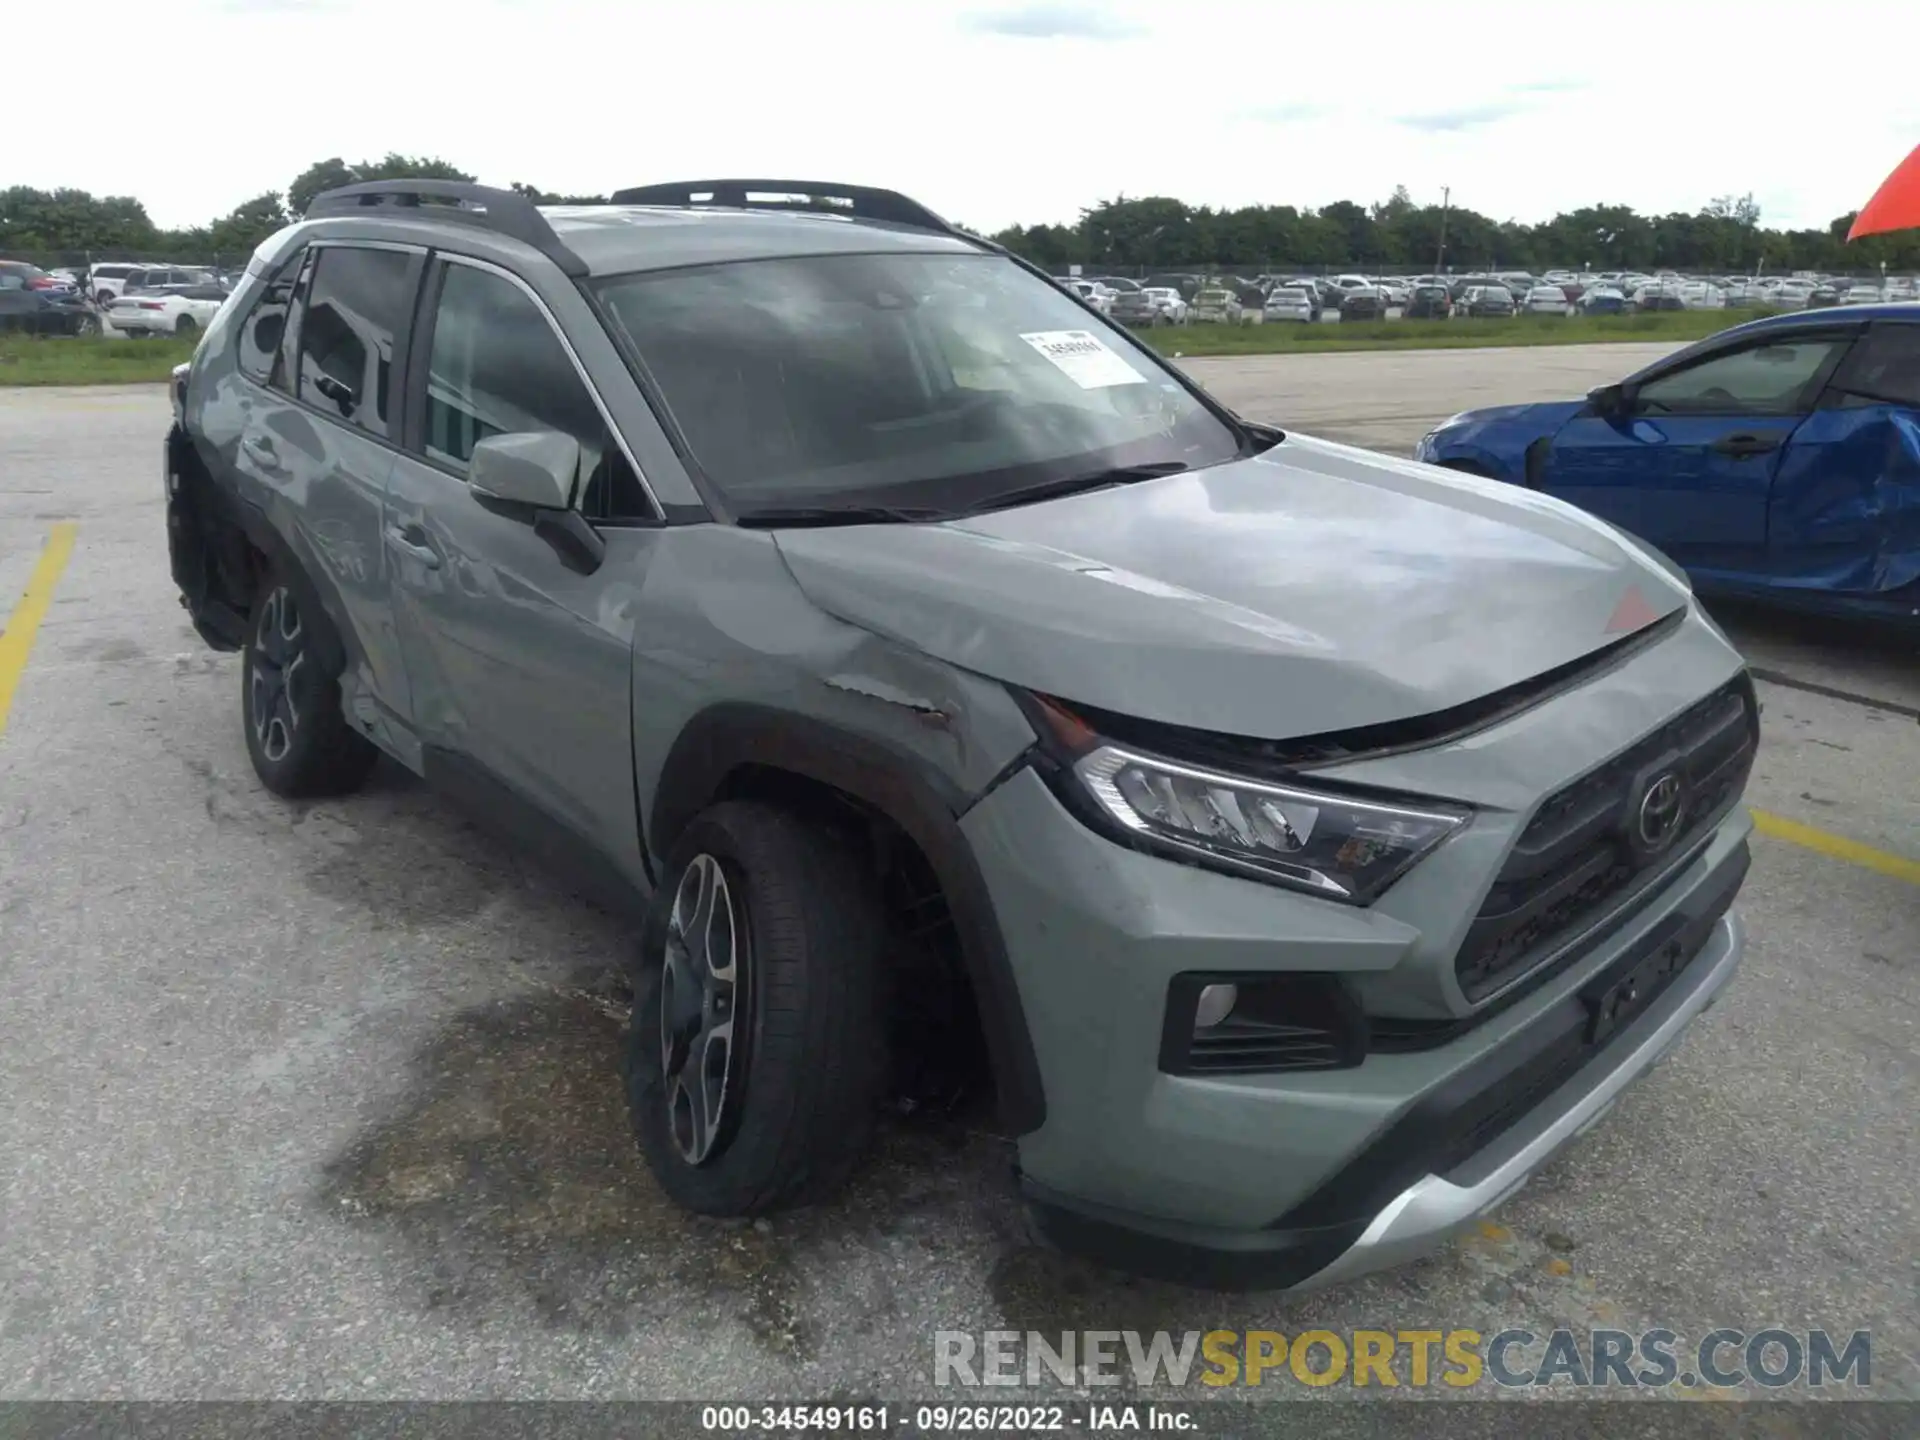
1415,304 -> 1920,624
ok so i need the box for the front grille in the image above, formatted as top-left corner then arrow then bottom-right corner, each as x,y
1453,674 -> 1758,1002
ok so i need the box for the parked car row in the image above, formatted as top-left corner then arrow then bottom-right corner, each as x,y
0,258 -> 238,338
1057,265 -> 1920,327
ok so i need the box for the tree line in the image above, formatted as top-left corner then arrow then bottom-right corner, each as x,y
989,188 -> 1919,277
4,157 -> 1915,276
0,154 -> 607,265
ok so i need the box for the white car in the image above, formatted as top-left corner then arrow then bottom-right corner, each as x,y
1522,284 -> 1573,315
1677,280 -> 1727,310
1262,286 -> 1315,322
1058,279 -> 1113,315
106,282 -> 231,336
1189,288 -> 1250,324
1140,286 -> 1188,323
1838,284 -> 1884,306
1376,278 -> 1410,307
85,262 -> 147,307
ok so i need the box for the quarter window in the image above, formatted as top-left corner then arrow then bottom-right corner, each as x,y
1633,339 -> 1848,416
294,247 -> 414,439
1828,324 -> 1920,408
421,262 -> 649,519
238,246 -> 305,387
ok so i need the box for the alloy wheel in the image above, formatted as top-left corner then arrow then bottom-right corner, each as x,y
659,853 -> 745,1165
249,585 -> 305,764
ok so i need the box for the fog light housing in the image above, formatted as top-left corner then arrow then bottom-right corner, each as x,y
1159,973 -> 1366,1075
1193,983 -> 1238,1028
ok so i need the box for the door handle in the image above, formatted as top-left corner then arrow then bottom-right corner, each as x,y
1709,432 -> 1783,458
384,523 -> 441,570
240,435 -> 278,466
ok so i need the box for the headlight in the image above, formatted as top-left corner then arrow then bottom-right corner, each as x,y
1023,696 -> 1469,904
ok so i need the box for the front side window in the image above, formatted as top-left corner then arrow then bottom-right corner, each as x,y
294,247 -> 414,438
594,251 -> 1243,520
1634,338 -> 1849,416
422,263 -> 649,520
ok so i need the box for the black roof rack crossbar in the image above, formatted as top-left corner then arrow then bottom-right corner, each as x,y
303,180 -> 587,277
608,179 -> 961,237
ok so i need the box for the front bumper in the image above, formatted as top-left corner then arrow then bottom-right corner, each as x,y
1298,904 -> 1741,1290
960,620 -> 1755,1290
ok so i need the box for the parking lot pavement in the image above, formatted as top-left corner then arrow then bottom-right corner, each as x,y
1,360 -> 1915,1402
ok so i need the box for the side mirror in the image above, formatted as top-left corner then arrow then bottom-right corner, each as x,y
1587,383 -> 1626,416
469,431 -> 580,510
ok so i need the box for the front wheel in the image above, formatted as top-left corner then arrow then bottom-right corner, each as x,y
240,567 -> 378,797
627,801 -> 889,1215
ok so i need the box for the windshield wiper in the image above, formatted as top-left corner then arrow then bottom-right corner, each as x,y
733,504 -> 955,528
962,461 -> 1190,516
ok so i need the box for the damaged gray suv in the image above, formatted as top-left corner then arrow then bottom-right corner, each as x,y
165,178 -> 1757,1289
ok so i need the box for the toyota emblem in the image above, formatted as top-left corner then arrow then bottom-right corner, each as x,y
1636,772 -> 1685,850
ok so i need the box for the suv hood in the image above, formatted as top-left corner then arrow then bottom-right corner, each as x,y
773,435 -> 1687,739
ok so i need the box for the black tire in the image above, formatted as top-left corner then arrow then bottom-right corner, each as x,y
175,314 -> 198,336
627,800 -> 889,1215
240,566 -> 378,798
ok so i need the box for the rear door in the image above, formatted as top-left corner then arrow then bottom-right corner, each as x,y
231,241 -> 424,748
1536,331 -> 1854,574
1768,320 -> 1920,594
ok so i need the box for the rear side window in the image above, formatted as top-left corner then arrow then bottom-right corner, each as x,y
294,247 -> 414,439
420,262 -> 650,520
1829,325 -> 1920,408
238,247 -> 305,386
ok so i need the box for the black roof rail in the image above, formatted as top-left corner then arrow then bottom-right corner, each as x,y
608,179 -> 967,238
303,180 -> 587,277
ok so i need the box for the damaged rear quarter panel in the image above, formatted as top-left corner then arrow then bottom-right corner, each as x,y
627,525 -> 1038,856
1765,403 -> 1920,596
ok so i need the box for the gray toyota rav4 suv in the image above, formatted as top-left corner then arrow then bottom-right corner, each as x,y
164,179 -> 1757,1290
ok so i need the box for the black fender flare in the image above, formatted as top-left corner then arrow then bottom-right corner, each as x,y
649,703 -> 1047,1137
230,491 -> 353,682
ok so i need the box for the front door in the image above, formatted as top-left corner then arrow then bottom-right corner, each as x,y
383,255 -> 661,890
1538,332 -> 1853,574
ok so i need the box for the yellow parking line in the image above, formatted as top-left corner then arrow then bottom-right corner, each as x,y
1750,808 -> 1920,887
0,522 -> 78,739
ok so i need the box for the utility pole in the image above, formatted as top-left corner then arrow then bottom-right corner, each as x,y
1434,187 -> 1450,275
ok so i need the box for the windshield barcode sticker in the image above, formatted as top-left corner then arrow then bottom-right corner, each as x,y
1019,330 -> 1146,389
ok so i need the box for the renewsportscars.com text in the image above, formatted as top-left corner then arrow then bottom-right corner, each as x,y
934,1327 -> 1871,1390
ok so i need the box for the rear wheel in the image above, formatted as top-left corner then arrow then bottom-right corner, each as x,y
240,566 -> 378,797
627,801 -> 889,1215
175,314 -> 198,336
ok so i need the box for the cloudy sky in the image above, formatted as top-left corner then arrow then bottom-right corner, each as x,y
22,0 -> 1917,233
